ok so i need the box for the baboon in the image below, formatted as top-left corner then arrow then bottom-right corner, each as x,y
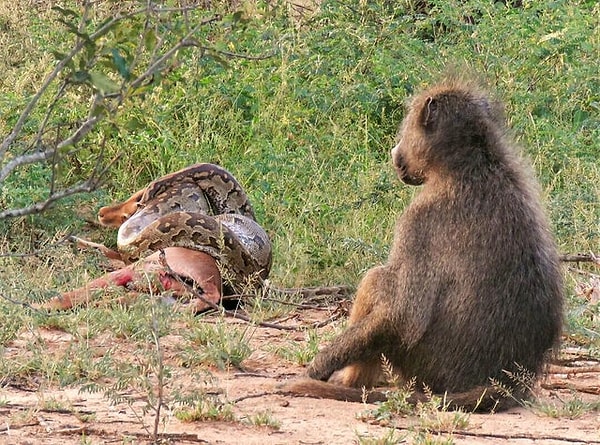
283,76 -> 564,411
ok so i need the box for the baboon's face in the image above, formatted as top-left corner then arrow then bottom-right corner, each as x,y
390,98 -> 430,186
391,138 -> 425,186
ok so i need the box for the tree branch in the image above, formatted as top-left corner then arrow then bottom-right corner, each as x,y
0,178 -> 100,219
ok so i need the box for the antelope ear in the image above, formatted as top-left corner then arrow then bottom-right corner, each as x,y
421,96 -> 438,128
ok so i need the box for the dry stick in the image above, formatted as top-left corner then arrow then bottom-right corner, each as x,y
50,425 -> 208,443
0,422 -> 40,433
567,266 -> 600,280
220,293 -> 348,311
231,391 -> 280,403
555,347 -> 597,361
150,313 -> 164,441
560,253 -> 600,265
264,283 -> 354,299
0,178 -> 104,219
157,251 -> 342,331
548,364 -> 600,374
541,380 -> 600,395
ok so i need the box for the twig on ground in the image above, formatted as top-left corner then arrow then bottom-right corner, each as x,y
0,422 -> 40,433
548,364 -> 600,375
221,293 -> 349,311
231,391 -> 281,403
560,253 -> 600,265
541,380 -> 600,395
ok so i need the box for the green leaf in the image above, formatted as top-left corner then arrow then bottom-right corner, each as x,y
56,17 -> 91,42
89,71 -> 120,94
144,29 -> 157,51
111,48 -> 130,81
573,109 -> 589,127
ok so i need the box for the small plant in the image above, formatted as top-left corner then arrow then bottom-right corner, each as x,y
359,369 -> 470,439
75,412 -> 97,424
413,389 -> 470,433
356,428 -> 404,444
412,432 -> 456,445
244,410 -> 281,430
80,292 -> 177,441
271,329 -> 322,365
360,360 -> 416,423
78,433 -> 93,445
174,397 -> 236,423
177,317 -> 253,369
7,407 -> 39,428
530,395 -> 600,419
0,302 -> 23,347
39,395 -> 71,413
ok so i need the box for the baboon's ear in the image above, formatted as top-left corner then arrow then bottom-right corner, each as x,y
421,96 -> 438,128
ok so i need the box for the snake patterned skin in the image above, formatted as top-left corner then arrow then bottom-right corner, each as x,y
116,163 -> 272,291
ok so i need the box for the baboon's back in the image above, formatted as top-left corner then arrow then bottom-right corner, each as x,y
391,154 -> 563,394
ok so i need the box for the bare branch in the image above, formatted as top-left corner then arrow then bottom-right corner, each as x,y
129,15 -> 222,91
560,253 -> 600,265
0,9 -> 136,159
0,178 -> 100,219
0,3 -> 274,225
56,115 -> 102,150
0,150 -> 56,183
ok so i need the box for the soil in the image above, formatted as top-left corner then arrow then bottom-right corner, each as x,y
1,307 -> 599,445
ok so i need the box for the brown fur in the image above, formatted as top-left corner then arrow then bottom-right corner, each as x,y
97,188 -> 145,228
283,76 -> 564,411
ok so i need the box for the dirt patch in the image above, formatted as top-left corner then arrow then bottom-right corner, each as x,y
1,308 -> 599,445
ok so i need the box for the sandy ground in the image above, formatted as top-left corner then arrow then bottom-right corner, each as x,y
1,309 -> 599,445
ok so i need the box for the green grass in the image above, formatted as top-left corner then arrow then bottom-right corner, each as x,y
174,397 -> 237,423
530,395 -> 600,419
177,316 -> 255,369
0,0 -> 598,435
244,409 -> 282,429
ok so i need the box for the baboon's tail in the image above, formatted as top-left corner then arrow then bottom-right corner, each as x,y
279,378 -> 522,412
